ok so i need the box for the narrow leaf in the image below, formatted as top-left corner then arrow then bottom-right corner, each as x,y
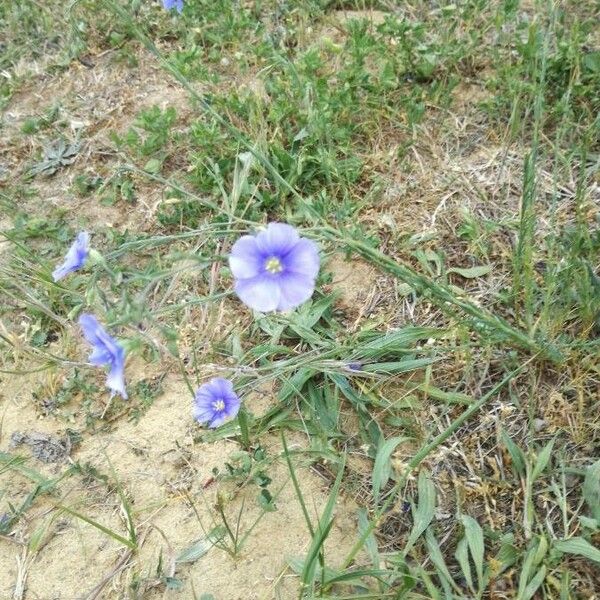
531,438 -> 555,481
461,515 -> 485,590
404,470 -> 436,555
372,437 -> 408,504
455,535 -> 474,591
447,265 -> 492,278
501,430 -> 526,477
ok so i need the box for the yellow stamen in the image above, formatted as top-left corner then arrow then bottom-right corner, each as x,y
265,257 -> 283,274
212,399 -> 225,411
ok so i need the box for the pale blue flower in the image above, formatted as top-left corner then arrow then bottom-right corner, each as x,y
228,223 -> 320,312
79,314 -> 128,399
193,378 -> 240,428
52,232 -> 89,282
162,0 -> 183,12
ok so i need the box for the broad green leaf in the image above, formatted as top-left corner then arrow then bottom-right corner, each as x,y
500,430 -> 526,477
554,537 -> 600,564
461,515 -> 485,589
143,158 -> 162,174
495,534 -> 518,574
519,566 -> 546,600
176,526 -> 226,564
404,470 -> 436,555
372,436 -> 409,504
447,265 -> 493,278
531,438 -> 555,481
518,537 -> 547,599
583,460 -> 600,522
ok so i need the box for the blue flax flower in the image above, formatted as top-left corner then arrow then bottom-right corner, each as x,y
162,0 -> 183,12
229,223 -> 320,312
52,231 -> 90,282
79,314 -> 128,399
193,378 -> 240,428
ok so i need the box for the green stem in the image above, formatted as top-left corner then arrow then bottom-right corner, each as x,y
321,228 -> 563,363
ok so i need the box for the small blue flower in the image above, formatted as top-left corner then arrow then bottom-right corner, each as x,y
193,378 -> 241,428
162,0 -> 183,12
79,314 -> 128,399
52,232 -> 90,282
228,223 -> 320,312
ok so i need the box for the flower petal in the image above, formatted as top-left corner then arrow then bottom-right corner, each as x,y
193,403 -> 214,423
283,238 -> 320,278
208,413 -> 228,428
276,272 -> 316,311
52,231 -> 90,282
79,314 -> 105,348
255,223 -> 299,257
223,397 -> 241,421
229,235 -> 264,279
79,314 -> 122,364
234,275 -> 281,312
210,377 -> 235,397
162,0 -> 183,12
106,361 -> 128,399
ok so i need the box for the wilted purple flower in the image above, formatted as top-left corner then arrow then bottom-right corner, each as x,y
193,378 -> 241,428
162,0 -> 183,12
52,232 -> 90,282
346,362 -> 363,372
228,223 -> 320,312
79,314 -> 128,399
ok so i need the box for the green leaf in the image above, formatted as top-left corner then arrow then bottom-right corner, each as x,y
301,458 -> 346,588
418,383 -> 472,405
143,158 -> 162,173
520,566 -> 546,600
357,508 -> 380,570
455,535 -> 474,591
425,528 -> 456,597
583,51 -> 600,73
554,537 -> 600,564
59,505 -> 135,549
447,265 -> 492,278
461,515 -> 485,590
495,534 -> 518,574
175,526 -> 225,564
518,538 -> 547,599
372,436 -> 409,504
531,438 -> 555,481
583,460 -> 600,522
403,470 -> 436,555
360,357 -> 438,375
500,430 -> 526,477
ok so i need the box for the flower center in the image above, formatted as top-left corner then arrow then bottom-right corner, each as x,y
264,257 -> 283,274
212,399 -> 225,412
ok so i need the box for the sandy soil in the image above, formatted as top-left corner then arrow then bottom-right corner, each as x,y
0,369 -> 358,599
